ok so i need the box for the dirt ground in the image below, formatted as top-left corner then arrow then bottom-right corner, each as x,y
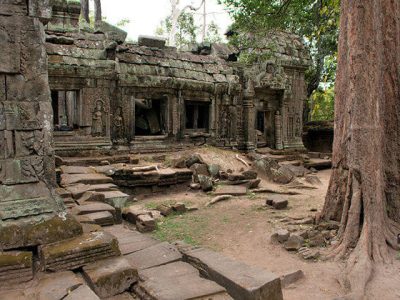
131,147 -> 400,300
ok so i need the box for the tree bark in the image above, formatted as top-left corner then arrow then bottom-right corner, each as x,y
94,0 -> 102,24
80,0 -> 89,23
321,0 -> 400,297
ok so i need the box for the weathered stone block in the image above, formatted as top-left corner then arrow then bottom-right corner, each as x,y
183,248 -> 283,300
138,35 -> 166,48
0,251 -> 33,286
64,285 -> 100,300
83,257 -> 138,298
40,231 -> 121,271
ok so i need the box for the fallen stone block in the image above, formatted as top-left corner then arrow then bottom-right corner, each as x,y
266,196 -> 288,210
214,185 -> 247,196
136,214 -> 157,233
135,261 -> 231,300
55,187 -> 72,199
190,163 -> 210,182
247,178 -> 261,189
0,251 -> 33,286
64,285 -> 100,300
40,232 -> 120,271
172,202 -> 187,213
83,257 -> 138,298
284,235 -> 304,251
156,204 -> 173,216
98,190 -> 130,209
183,248 -> 283,300
125,242 -> 182,270
123,206 -> 149,224
198,175 -> 213,192
242,170 -> 258,180
271,229 -> 290,244
280,270 -> 304,288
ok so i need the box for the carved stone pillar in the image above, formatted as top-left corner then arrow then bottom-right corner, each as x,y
275,111 -> 283,150
0,1 -> 82,250
242,79 -> 256,151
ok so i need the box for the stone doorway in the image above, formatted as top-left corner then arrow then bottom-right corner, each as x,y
134,98 -> 167,136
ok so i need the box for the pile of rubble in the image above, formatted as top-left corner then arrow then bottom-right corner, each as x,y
271,220 -> 339,261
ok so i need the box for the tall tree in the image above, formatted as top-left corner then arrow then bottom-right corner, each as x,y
168,0 -> 205,47
321,0 -> 400,297
80,0 -> 90,23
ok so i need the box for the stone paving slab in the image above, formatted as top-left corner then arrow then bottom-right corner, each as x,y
125,242 -> 182,270
135,261 -> 232,300
183,248 -> 283,300
83,257 -> 138,298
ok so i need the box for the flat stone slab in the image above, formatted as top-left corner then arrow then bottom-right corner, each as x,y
103,225 -> 160,255
61,174 -> 113,187
83,257 -> 138,298
0,251 -> 33,286
214,185 -> 248,196
183,248 -> 283,300
135,261 -> 232,300
64,285 -> 100,300
99,190 -> 130,208
125,242 -> 182,270
60,166 -> 96,174
40,232 -> 120,271
71,203 -> 116,218
35,271 -> 85,300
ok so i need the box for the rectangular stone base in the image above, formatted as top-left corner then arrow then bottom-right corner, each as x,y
39,231 -> 120,271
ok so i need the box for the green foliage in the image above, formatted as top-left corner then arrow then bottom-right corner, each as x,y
204,21 -> 223,44
220,0 -> 340,119
156,12 -> 198,49
309,86 -> 335,121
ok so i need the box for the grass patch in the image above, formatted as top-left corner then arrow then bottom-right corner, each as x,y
153,214 -> 207,246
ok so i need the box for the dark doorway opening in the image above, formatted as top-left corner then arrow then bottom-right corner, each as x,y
135,99 -> 166,136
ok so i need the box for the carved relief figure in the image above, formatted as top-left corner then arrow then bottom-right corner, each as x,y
113,106 -> 125,139
92,100 -> 106,137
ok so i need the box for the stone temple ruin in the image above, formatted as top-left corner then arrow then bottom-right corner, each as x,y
0,1 -> 317,299
45,0 -> 310,156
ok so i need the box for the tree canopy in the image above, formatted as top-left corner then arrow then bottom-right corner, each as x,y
219,0 -> 340,121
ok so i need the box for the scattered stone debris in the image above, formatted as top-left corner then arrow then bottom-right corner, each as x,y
198,175 -> 214,192
284,235 -> 305,251
214,185 -> 248,196
298,247 -> 320,260
271,229 -> 290,244
266,196 -> 289,210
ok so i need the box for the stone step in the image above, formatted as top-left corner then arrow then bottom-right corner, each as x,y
71,203 -> 117,221
183,248 -> 283,300
61,173 -> 113,187
60,155 -> 135,166
125,242 -> 182,270
97,190 -> 131,208
65,183 -> 119,199
60,166 -> 97,174
83,257 -> 138,298
79,211 -> 115,227
134,261 -> 232,300
40,232 -> 120,271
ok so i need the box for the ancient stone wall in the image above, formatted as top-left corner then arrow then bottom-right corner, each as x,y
44,4 -> 310,155
0,0 -> 81,250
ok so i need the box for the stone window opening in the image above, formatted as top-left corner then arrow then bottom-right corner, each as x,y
51,90 -> 79,131
135,98 -> 167,136
185,101 -> 210,132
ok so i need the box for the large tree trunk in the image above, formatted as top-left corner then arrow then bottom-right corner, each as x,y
80,0 -> 89,23
94,0 -> 102,25
321,0 -> 400,297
